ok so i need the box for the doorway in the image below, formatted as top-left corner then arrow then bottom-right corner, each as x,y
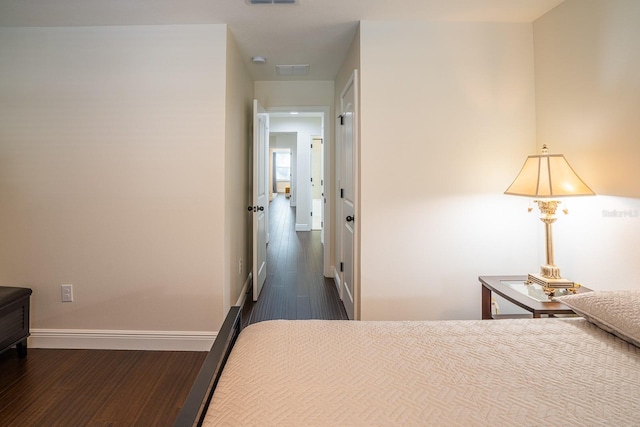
267,108 -> 330,277
269,133 -> 296,203
244,105 -> 347,323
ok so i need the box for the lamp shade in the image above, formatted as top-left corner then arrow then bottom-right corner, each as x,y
505,146 -> 594,198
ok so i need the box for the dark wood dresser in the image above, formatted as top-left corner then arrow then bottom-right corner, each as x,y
0,286 -> 32,358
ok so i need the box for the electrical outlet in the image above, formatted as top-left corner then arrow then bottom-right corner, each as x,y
61,284 -> 73,302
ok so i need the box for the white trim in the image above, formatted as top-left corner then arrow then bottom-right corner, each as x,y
236,272 -> 253,307
27,273 -> 257,351
295,223 -> 311,232
333,266 -> 342,295
29,329 -> 216,351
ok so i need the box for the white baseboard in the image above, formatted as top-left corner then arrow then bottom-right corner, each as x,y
333,266 -> 341,294
29,329 -> 216,352
236,272 -> 253,307
29,273 -> 255,352
295,223 -> 311,231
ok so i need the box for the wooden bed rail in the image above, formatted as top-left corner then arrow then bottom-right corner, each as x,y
174,306 -> 243,427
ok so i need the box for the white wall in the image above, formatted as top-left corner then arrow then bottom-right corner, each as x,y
533,0 -> 640,290
269,117 -> 322,231
0,25 -> 230,343
358,21 -> 538,320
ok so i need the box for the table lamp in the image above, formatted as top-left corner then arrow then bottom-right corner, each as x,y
505,145 -> 595,296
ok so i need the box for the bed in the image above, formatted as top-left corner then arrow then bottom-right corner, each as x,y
175,290 -> 640,426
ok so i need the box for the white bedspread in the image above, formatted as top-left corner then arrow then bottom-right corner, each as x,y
203,318 -> 640,426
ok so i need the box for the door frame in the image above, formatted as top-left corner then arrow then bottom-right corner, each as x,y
252,100 -> 269,301
337,70 -> 359,320
310,135 -> 324,233
267,106 -> 332,278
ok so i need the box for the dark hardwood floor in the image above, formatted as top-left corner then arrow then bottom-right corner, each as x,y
243,193 -> 348,326
0,348 -> 205,426
0,194 -> 345,426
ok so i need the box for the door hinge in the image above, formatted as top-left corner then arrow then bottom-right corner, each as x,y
340,188 -> 344,198
340,262 -> 344,272
311,143 -> 313,148
321,179 -> 323,186
310,211 -> 313,216
321,221 -> 324,227
338,114 -> 344,125
310,177 -> 313,182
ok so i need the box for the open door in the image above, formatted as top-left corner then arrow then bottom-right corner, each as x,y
251,100 -> 269,301
340,71 -> 358,320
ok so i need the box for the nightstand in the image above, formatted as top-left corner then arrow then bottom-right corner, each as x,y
479,275 -> 591,319
0,286 -> 32,358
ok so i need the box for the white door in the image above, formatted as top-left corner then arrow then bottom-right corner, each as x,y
340,71 -> 358,320
252,99 -> 269,301
311,137 -> 323,231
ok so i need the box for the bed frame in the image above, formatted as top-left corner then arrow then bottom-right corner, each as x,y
174,306 -> 242,427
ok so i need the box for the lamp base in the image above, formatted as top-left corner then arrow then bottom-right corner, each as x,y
526,273 -> 581,297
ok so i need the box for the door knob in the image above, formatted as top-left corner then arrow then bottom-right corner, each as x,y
257,206 -> 264,211
248,206 -> 254,212
346,215 -> 354,222
248,206 -> 265,212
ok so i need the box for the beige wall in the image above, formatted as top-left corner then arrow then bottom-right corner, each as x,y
224,29 -> 254,315
255,81 -> 335,108
0,25 -> 229,334
358,21 -> 538,320
534,0 -> 640,198
533,0 -> 640,289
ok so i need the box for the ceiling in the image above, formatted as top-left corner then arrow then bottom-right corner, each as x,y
0,0 -> 565,81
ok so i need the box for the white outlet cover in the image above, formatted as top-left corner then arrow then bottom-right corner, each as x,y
61,284 -> 74,302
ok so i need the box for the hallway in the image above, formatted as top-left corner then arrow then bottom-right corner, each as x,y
243,194 -> 347,325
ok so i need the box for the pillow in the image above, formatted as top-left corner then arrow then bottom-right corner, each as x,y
556,290 -> 640,347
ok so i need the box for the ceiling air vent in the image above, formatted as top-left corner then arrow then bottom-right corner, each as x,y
276,64 -> 310,76
247,0 -> 297,4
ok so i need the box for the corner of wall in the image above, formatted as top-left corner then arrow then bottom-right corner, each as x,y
224,28 -> 255,320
